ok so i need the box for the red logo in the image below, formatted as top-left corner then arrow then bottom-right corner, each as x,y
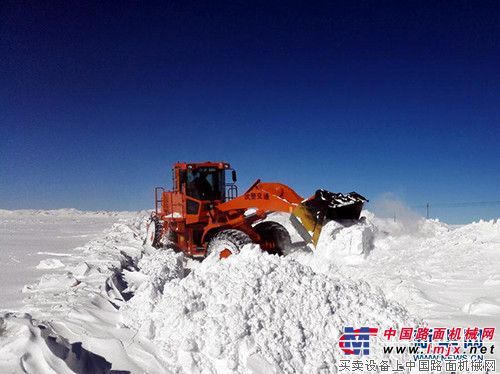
339,327 -> 379,355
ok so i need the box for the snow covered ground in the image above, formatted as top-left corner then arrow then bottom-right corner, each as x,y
0,209 -> 137,310
0,209 -> 498,372
292,213 -> 500,329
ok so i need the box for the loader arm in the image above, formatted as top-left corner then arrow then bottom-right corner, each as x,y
217,180 -> 302,213
217,180 -> 367,245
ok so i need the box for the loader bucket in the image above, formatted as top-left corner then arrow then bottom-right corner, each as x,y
291,190 -> 368,245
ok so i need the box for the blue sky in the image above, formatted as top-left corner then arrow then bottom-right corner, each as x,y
1,1 -> 499,223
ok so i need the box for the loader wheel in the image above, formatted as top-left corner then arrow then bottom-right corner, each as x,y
207,229 -> 252,260
254,221 -> 292,256
144,216 -> 162,248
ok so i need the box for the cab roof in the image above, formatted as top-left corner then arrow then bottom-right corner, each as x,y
173,161 -> 231,170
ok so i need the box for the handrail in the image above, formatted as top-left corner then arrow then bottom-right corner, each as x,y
154,187 -> 165,213
225,184 -> 238,201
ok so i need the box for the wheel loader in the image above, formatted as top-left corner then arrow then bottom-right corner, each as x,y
146,161 -> 367,259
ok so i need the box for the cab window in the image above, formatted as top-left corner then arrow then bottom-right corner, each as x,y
186,167 -> 224,200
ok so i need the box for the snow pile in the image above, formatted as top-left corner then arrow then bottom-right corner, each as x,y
455,218 -> 500,242
307,211 -> 500,331
36,258 -> 65,269
121,247 -> 185,335
132,245 -> 185,290
123,245 -> 415,373
462,297 -> 500,316
315,218 -> 376,263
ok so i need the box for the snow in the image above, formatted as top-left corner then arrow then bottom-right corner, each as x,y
305,213 -> 500,331
122,245 -> 415,373
0,209 -> 138,310
8,212 -> 167,373
0,208 -> 499,372
36,259 -> 66,269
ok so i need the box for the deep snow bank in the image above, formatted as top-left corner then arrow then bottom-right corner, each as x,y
1,213 -> 167,373
123,245 -> 415,373
0,208 -> 141,310
2,208 -> 499,372
307,212 -> 500,332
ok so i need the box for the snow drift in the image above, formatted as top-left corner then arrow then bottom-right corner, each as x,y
0,209 -> 499,372
0,313 -> 114,373
122,245 -> 415,373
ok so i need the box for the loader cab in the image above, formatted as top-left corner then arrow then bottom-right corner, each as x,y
174,162 -> 237,203
186,167 -> 224,201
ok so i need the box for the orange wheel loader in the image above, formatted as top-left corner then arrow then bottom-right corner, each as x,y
145,161 -> 367,259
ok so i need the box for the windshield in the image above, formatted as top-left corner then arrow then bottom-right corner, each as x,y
186,167 -> 225,200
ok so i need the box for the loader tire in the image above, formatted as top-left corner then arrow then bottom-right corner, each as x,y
144,216 -> 162,248
207,229 -> 252,260
254,221 -> 292,256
